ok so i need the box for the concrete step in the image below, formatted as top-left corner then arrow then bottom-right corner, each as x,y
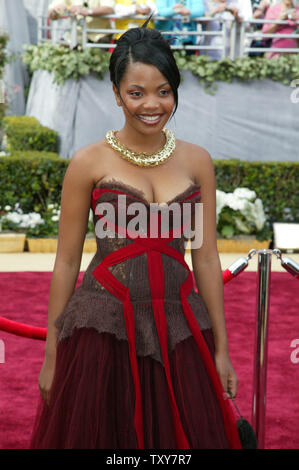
1,252 -> 298,272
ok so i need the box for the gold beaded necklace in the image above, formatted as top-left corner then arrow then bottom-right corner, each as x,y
105,128 -> 176,168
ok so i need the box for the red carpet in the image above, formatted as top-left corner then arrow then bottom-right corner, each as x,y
0,270 -> 298,449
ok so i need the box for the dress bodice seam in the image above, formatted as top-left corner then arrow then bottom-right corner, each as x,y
92,178 -> 201,207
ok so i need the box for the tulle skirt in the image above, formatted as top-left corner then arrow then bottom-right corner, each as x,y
29,327 -> 231,449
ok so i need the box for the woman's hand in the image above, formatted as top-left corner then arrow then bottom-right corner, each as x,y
216,2 -> 228,14
38,356 -> 56,406
289,9 -> 298,21
136,6 -> 151,15
49,3 -> 67,19
278,9 -> 289,21
214,350 -> 238,398
260,0 -> 270,10
69,4 -> 85,16
173,4 -> 191,16
225,4 -> 241,23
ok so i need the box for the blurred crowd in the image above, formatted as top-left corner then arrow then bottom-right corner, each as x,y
48,0 -> 299,59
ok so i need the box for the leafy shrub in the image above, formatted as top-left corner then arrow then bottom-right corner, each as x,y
22,42 -> 299,94
1,153 -> 298,240
0,151 -> 67,214
3,116 -> 59,152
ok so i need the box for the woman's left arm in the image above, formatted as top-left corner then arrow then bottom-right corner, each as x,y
190,147 -> 228,353
189,146 -> 238,397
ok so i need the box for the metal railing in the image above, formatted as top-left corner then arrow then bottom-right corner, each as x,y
37,13 -> 299,59
37,13 -> 235,59
239,17 -> 299,56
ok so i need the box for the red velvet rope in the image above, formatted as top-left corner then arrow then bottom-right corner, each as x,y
0,269 -> 239,340
0,316 -> 47,340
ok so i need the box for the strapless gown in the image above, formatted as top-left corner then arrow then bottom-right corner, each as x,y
29,179 -> 241,449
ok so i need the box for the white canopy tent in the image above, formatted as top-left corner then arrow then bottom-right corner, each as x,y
0,0 -> 51,115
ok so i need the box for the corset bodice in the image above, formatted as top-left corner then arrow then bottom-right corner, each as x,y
87,179 -> 202,301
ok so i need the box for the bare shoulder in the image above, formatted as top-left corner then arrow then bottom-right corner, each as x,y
67,138 -> 110,187
176,139 -> 214,186
70,138 -> 107,167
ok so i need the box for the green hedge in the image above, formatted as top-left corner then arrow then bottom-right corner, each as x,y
0,151 -> 67,214
0,35 -> 8,71
1,153 -> 298,237
213,159 -> 299,227
3,116 -> 59,152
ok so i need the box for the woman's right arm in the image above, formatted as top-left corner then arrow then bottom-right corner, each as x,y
262,6 -> 286,35
48,1 -> 68,20
210,3 -> 226,18
253,0 -> 269,19
39,147 -> 96,404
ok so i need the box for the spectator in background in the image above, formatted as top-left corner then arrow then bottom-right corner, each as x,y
249,1 -> 272,57
155,1 -> 205,53
114,1 -> 157,40
230,0 -> 253,58
195,0 -> 212,55
204,1 -> 240,60
48,0 -> 115,44
262,0 -> 299,58
233,0 -> 253,22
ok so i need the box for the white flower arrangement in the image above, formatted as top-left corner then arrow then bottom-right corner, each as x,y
0,202 -> 94,237
0,203 -> 45,232
216,187 -> 269,239
4,211 -> 44,229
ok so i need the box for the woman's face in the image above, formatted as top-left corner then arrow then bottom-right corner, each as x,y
113,61 -> 175,136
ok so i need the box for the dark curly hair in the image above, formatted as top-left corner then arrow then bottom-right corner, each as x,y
109,17 -> 181,118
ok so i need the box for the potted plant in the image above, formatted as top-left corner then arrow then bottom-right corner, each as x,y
0,204 -> 36,253
26,202 -> 59,252
26,203 -> 96,253
216,187 -> 272,253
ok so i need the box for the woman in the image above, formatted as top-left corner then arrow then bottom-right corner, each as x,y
155,0 -> 205,50
249,1 -> 272,57
29,20 -> 241,449
114,0 -> 158,39
48,0 -> 115,44
262,0 -> 299,59
204,1 -> 240,60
